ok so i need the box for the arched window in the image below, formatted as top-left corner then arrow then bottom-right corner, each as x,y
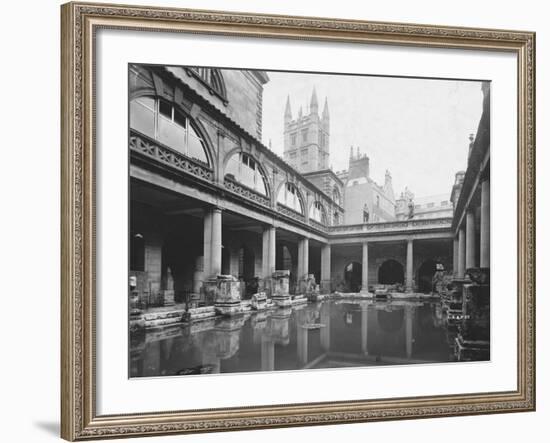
188,68 -> 226,100
309,201 -> 327,224
277,183 -> 304,215
332,186 -> 342,206
225,152 -> 268,196
130,96 -> 209,165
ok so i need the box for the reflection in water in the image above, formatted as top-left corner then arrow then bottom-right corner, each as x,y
130,300 -> 484,378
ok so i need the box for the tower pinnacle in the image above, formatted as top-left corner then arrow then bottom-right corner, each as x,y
310,87 -> 319,115
284,95 -> 292,123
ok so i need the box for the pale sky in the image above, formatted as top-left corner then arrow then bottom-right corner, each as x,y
261,71 -> 485,198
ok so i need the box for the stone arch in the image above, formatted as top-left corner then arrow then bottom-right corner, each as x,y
222,150 -> 271,197
276,181 -> 306,215
332,185 -> 342,206
378,259 -> 404,285
308,200 -> 328,224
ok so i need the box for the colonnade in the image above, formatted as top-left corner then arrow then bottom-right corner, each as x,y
453,175 -> 490,277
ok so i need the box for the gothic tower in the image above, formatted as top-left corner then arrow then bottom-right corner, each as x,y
283,88 -> 330,173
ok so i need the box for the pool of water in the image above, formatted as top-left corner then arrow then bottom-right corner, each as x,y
129,300 -> 475,378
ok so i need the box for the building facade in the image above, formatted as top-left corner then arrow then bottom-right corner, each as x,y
128,64 -> 489,306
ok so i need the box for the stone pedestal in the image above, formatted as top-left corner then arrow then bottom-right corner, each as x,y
203,278 -> 218,306
303,274 -> 319,301
163,290 -> 175,306
251,292 -> 267,310
455,267 -> 490,361
271,270 -> 291,307
213,275 -> 242,316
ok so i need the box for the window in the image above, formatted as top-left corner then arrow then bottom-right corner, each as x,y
302,129 -> 308,142
309,201 -> 327,224
333,211 -> 340,225
130,97 -> 209,164
277,182 -> 304,214
291,133 -> 297,146
332,186 -> 341,206
427,202 -> 435,208
301,147 -> 308,156
225,152 -> 268,196
188,68 -> 226,99
441,201 -> 449,206
376,195 -> 380,207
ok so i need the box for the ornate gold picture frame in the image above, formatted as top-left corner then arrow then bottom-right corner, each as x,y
61,1 -> 535,440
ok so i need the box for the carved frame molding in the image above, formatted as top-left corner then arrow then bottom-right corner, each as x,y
61,2 -> 535,440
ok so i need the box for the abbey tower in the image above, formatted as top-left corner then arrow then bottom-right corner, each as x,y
283,88 -> 330,173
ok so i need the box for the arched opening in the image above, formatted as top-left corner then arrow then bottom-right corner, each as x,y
344,262 -> 362,292
225,152 -> 269,196
188,67 -> 227,100
277,182 -> 305,215
309,201 -> 327,224
378,260 -> 404,285
417,259 -> 438,293
332,186 -> 342,206
130,96 -> 210,165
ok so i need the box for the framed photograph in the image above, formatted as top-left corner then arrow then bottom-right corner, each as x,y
61,1 -> 536,440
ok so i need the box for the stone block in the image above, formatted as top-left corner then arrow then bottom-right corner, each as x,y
163,289 -> 175,306
251,292 -> 267,310
213,275 -> 242,316
271,270 -> 291,307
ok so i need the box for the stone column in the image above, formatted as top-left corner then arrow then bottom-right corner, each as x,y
405,305 -> 413,359
320,304 -> 330,351
203,210 -> 212,278
262,226 -> 276,278
361,242 -> 369,293
465,209 -> 476,270
297,237 -> 309,289
453,236 -> 459,277
302,238 -> 309,279
480,178 -> 490,268
229,248 -> 240,278
405,239 -> 414,292
269,227 -> 276,276
361,306 -> 369,355
320,243 -> 331,293
297,325 -> 308,366
261,337 -> 274,371
458,226 -> 466,278
192,256 -> 204,295
297,239 -> 304,281
211,208 -> 222,277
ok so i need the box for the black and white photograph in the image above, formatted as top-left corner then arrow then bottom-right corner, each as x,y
128,64 -> 490,378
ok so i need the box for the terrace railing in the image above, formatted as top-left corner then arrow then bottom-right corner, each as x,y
130,129 -> 214,182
